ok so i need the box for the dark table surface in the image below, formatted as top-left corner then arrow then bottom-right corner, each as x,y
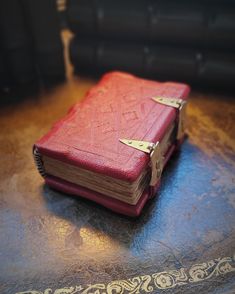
0,61 -> 235,294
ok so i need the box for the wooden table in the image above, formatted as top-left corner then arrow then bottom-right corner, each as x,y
0,57 -> 235,294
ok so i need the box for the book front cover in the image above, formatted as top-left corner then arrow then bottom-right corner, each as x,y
35,71 -> 190,183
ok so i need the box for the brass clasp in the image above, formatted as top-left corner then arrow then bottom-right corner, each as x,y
119,139 -> 163,186
152,97 -> 187,140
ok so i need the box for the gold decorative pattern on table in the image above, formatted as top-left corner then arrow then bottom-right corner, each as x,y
16,254 -> 235,294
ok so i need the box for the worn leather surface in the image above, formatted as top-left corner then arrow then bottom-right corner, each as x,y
0,55 -> 235,293
36,72 -> 189,181
35,71 -> 189,216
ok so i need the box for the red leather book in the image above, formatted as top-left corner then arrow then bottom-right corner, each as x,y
33,72 -> 190,216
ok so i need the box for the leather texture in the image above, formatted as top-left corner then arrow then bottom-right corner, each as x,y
1,63 -> 235,294
35,71 -> 190,216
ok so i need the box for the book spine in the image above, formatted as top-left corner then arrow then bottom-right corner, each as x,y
22,0 -> 65,84
33,147 -> 46,178
0,0 -> 36,85
67,0 -> 235,50
69,38 -> 235,87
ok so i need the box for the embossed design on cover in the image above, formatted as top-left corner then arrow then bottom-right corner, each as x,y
36,72 -> 190,181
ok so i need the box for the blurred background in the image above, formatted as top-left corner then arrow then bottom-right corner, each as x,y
0,0 -> 235,97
